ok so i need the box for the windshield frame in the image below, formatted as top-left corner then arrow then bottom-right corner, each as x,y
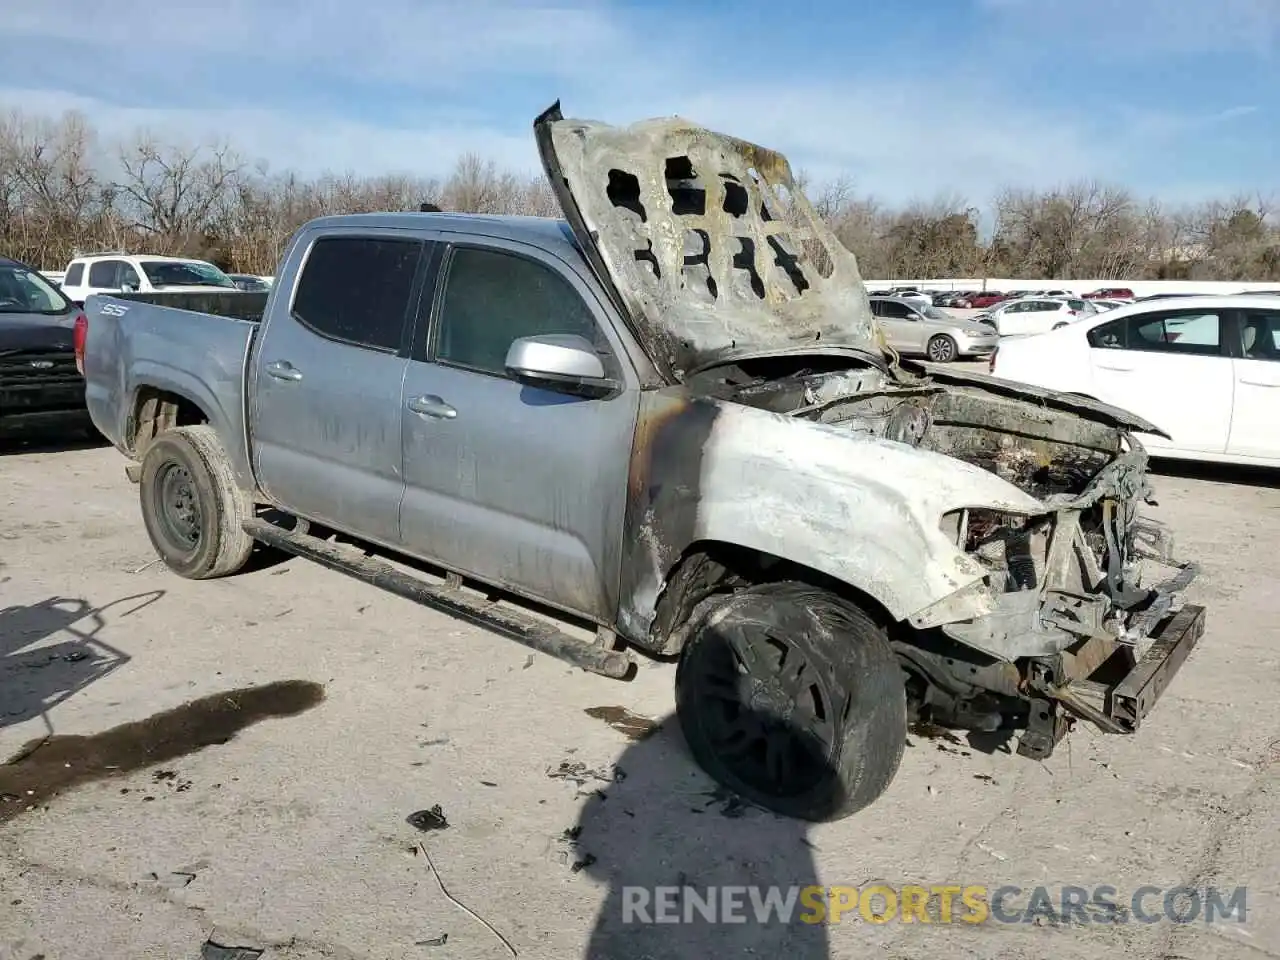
0,262 -> 74,315
139,259 -> 236,289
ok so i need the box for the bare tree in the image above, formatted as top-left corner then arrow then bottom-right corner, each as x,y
2,106 -> 1278,282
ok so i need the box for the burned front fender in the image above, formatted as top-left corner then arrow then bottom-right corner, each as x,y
615,389 -> 1044,651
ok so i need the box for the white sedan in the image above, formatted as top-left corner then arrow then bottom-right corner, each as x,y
989,295 -> 1280,466
981,296 -> 1097,336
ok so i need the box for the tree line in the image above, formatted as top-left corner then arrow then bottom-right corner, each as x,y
3,109 -> 1277,281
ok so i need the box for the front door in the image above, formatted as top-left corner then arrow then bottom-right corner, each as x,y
251,231 -> 428,545
398,238 -> 639,621
1227,307 -> 1280,460
1085,306 -> 1234,454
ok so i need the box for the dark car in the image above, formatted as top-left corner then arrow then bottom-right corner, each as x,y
0,256 -> 91,435
1083,287 -> 1135,300
228,273 -> 270,292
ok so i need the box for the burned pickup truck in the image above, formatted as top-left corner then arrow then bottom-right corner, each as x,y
79,102 -> 1204,820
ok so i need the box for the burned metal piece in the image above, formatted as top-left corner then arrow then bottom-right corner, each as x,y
536,102 -> 881,381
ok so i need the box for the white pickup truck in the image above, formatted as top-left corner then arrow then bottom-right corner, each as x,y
77,102 -> 1206,820
60,253 -> 238,305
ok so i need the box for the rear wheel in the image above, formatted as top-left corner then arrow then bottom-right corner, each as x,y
927,334 -> 958,363
139,425 -> 254,579
675,583 -> 907,821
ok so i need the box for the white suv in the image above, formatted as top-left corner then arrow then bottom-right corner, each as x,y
60,253 -> 237,305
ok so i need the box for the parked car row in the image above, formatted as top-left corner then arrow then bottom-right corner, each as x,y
991,293 -> 1280,466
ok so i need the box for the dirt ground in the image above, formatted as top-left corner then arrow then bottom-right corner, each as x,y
1,428 -> 1277,960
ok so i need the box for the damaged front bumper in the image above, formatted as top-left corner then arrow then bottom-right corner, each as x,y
905,445 -> 1206,758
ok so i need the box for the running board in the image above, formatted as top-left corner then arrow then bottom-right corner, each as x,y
242,519 -> 634,680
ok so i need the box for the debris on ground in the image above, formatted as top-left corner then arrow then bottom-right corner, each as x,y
200,939 -> 264,960
418,842 -> 517,957
415,933 -> 449,947
142,870 -> 196,889
406,805 -> 449,832
546,759 -> 627,801
583,706 -> 660,742
701,786 -> 752,819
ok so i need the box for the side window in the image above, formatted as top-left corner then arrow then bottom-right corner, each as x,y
1239,310 -> 1280,361
64,263 -> 84,286
879,301 -> 911,319
869,299 -> 884,317
1005,302 -> 1027,313
291,236 -> 422,352
434,246 -> 605,377
1088,318 -> 1127,349
1124,311 -> 1222,357
88,260 -> 120,288
119,264 -> 141,288
1030,302 -> 1056,312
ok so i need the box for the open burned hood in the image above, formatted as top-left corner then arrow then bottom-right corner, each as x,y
534,101 -> 882,381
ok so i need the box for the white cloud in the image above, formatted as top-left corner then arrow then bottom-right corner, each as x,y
0,0 -> 1268,204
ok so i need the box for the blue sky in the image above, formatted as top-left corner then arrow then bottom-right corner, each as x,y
2,0 -> 1277,207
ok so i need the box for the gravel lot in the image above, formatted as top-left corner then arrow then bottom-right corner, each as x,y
1,428 -> 1277,960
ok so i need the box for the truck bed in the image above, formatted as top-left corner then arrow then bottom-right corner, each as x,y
81,291 -> 263,486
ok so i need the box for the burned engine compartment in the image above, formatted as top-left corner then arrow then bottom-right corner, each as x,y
691,354 -> 1123,501
686,352 -> 1175,650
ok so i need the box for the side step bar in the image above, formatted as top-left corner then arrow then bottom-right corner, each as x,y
242,519 -> 634,680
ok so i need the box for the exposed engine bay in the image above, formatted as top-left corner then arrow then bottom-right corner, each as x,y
688,351 -> 1202,759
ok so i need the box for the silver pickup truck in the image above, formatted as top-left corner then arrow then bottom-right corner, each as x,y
80,102 -> 1204,820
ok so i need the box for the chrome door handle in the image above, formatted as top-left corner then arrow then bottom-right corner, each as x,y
1096,363 -> 1133,372
265,360 -> 303,382
407,394 -> 457,419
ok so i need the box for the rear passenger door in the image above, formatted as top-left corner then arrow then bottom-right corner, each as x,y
1226,307 -> 1280,460
1086,308 -> 1233,454
251,232 -> 430,545
398,237 -> 640,621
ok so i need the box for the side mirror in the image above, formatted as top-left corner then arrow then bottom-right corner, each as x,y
504,334 -> 619,398
121,280 -> 140,293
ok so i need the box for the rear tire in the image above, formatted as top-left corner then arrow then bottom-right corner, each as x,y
139,425 -> 254,579
675,583 -> 907,821
926,334 -> 958,363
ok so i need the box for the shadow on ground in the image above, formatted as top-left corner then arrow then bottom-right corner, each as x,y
0,592 -> 164,734
0,420 -> 108,457
571,714 -> 831,959
1150,457 -> 1280,489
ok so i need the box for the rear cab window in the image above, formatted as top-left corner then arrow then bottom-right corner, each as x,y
64,262 -> 85,287
291,236 -> 424,352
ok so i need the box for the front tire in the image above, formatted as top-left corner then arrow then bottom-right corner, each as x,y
139,425 -> 255,579
675,583 -> 907,821
926,334 -> 958,363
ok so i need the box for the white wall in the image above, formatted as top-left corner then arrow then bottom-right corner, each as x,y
864,278 -> 1280,297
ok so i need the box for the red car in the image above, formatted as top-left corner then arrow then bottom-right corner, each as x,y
967,292 -> 1008,309
1083,287 -> 1134,300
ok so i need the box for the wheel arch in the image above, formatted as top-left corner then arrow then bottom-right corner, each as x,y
127,385 -> 211,456
647,539 -> 899,657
